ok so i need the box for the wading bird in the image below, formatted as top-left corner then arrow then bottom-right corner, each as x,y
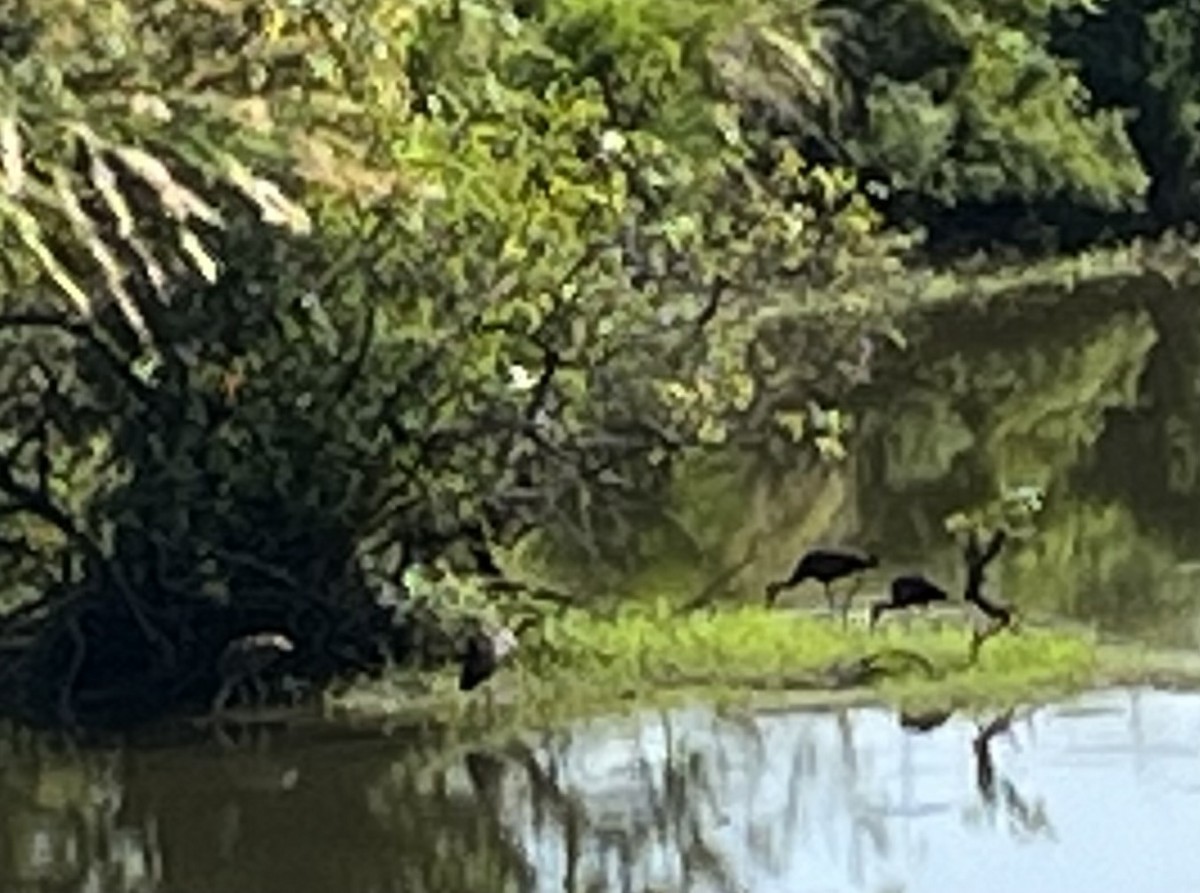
869,574 -> 950,629
459,616 -> 539,692
212,631 -> 296,715
764,548 -> 879,621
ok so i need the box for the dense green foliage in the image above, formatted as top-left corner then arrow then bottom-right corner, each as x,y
1,0 -> 1199,727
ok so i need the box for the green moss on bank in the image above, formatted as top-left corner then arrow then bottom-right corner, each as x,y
328,604 -> 1121,732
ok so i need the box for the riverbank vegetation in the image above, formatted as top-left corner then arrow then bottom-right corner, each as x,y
329,602 -> 1100,731
331,599 -> 1200,737
1,0 -> 1200,731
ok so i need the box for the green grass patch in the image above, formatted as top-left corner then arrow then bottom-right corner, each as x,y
329,602 -> 1123,734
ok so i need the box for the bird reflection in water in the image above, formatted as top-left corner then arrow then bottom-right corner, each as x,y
898,708 -> 954,734
209,631 -> 298,749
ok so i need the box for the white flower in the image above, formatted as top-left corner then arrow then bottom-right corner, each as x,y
507,364 -> 539,391
600,129 -> 626,156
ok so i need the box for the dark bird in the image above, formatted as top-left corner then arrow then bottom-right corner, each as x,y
458,616 -> 538,692
764,548 -> 879,620
869,574 -> 950,629
212,631 -> 296,715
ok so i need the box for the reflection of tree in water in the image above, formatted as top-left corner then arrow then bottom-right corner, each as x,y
450,706 -> 1030,892
857,290 -> 1157,556
0,703 -> 1066,893
0,713 -> 778,893
0,725 -> 539,893
852,281 -> 1200,642
502,713 -> 750,893
1085,284 -> 1200,541
969,710 -> 1054,841
0,734 -> 157,893
595,278 -> 1200,639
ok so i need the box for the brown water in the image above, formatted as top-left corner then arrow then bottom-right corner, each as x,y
1,688 -> 1198,892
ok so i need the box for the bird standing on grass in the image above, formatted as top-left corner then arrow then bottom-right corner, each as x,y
212,631 -> 296,715
764,548 -> 879,622
869,574 -> 950,629
458,616 -> 539,692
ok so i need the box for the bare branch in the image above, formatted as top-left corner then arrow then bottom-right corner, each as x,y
0,532 -> 41,563
0,449 -> 108,580
0,312 -> 155,404
332,304 -> 377,401
677,532 -> 765,614
690,275 -> 730,331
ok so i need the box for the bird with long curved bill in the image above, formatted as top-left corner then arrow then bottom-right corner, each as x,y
869,574 -> 950,630
764,548 -> 879,623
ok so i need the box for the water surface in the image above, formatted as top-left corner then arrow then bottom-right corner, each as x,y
3,687 -> 1198,893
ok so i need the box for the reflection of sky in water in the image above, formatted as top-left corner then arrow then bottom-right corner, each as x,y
5,688 -> 1197,893
471,689 -> 1200,893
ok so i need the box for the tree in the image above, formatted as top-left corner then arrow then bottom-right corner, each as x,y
1052,0 -> 1200,226
0,0 -> 906,728
734,0 -> 1152,251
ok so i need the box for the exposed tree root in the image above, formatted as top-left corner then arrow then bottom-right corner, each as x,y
0,579 -> 440,732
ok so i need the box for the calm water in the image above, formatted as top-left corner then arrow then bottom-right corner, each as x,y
1,687 -> 1198,893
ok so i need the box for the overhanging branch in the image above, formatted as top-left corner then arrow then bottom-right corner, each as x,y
0,312 -> 155,405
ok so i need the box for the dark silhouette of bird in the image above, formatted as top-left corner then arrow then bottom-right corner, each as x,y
458,616 -> 538,692
212,631 -> 296,714
764,548 -> 879,620
869,574 -> 950,629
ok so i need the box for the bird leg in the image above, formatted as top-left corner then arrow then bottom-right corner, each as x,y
868,601 -> 890,631
256,674 -> 273,710
838,577 -> 865,627
211,679 -> 234,717
822,582 -> 837,615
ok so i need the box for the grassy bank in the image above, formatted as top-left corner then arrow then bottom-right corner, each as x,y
327,603 -> 1131,733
